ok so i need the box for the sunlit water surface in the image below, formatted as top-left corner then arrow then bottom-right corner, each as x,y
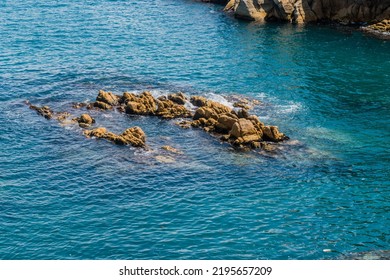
0,0 -> 389,259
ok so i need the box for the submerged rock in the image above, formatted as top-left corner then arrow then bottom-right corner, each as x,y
190,96 -> 209,107
161,145 -> 183,154
215,113 -> 238,133
120,127 -> 146,147
88,90 -> 120,110
155,155 -> 175,163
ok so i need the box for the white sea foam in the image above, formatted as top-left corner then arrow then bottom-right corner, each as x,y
204,92 -> 234,108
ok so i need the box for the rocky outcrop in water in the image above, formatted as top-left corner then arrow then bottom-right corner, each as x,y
28,90 -> 288,151
84,126 -> 146,147
187,96 -> 288,149
93,90 -> 193,119
221,0 -> 390,25
73,113 -> 95,128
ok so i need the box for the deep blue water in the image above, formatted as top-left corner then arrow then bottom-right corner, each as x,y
0,0 -> 389,260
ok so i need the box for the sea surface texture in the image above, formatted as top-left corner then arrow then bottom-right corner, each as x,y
0,0 -> 389,259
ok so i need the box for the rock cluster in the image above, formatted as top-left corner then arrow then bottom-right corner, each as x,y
89,90 -> 192,119
220,0 -> 390,26
187,95 -> 288,149
28,89 -> 289,151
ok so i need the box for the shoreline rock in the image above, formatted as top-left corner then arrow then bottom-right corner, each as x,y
207,0 -> 390,38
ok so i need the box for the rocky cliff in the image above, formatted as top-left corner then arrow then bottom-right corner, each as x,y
220,0 -> 389,24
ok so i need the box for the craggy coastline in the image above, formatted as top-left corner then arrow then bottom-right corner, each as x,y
203,0 -> 390,38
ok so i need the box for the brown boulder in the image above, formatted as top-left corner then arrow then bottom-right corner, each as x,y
120,92 -> 138,104
237,109 -> 250,118
72,102 -> 87,109
190,96 -> 209,107
121,127 -> 146,147
93,101 -> 112,110
56,112 -> 71,122
84,127 -> 107,138
125,101 -> 148,115
74,114 -> 95,128
96,90 -> 119,105
156,99 -> 191,119
230,119 -> 257,138
123,91 -> 157,115
262,126 -> 287,142
84,126 -> 146,147
168,92 -> 187,105
193,107 -> 219,120
215,114 -> 238,133
230,118 -> 262,143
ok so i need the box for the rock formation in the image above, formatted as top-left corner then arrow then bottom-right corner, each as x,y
220,0 -> 390,25
187,96 -> 288,149
84,126 -> 146,147
28,90 -> 288,152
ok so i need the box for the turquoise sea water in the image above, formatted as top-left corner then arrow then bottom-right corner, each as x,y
0,0 -> 389,259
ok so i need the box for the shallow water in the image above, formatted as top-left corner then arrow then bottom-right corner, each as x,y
0,0 -> 389,259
